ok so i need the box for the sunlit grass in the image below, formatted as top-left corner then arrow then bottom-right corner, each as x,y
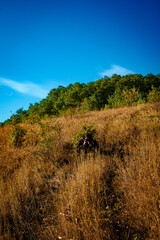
0,103 -> 160,239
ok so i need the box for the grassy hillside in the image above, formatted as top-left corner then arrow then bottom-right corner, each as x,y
0,103 -> 160,239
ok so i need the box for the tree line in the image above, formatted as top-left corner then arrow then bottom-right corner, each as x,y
2,73 -> 160,125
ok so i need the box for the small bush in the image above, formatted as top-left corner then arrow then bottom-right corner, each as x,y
80,97 -> 93,112
147,86 -> 160,103
9,125 -> 27,147
107,87 -> 140,108
0,122 -> 4,127
122,87 -> 140,106
107,88 -> 124,108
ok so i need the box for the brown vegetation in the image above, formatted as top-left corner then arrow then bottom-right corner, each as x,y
0,103 -> 160,239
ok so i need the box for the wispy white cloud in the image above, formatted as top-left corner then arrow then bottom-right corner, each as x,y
0,78 -> 48,98
99,65 -> 135,77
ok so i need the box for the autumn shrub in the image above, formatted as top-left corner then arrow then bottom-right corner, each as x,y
107,87 -> 141,108
147,86 -> 160,103
9,125 -> 27,147
37,121 -> 66,165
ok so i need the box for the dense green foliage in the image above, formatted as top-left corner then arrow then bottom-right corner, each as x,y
2,73 -> 160,125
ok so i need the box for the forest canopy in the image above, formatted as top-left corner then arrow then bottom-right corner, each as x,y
2,73 -> 160,125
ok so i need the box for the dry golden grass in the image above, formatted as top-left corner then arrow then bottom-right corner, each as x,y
0,103 -> 160,239
55,155 -> 115,240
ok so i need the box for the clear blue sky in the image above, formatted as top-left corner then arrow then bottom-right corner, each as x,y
0,0 -> 160,122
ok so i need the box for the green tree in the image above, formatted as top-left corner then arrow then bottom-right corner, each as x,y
147,86 -> 160,103
10,108 -> 28,124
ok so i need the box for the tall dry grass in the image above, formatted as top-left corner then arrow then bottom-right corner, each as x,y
0,103 -> 160,239
55,155 -> 117,240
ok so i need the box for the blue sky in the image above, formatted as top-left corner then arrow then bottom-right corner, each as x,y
0,0 -> 160,122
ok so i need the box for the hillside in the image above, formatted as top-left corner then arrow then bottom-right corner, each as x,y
2,73 -> 160,126
0,103 -> 160,239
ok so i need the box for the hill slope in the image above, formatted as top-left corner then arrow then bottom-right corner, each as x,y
0,103 -> 160,239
